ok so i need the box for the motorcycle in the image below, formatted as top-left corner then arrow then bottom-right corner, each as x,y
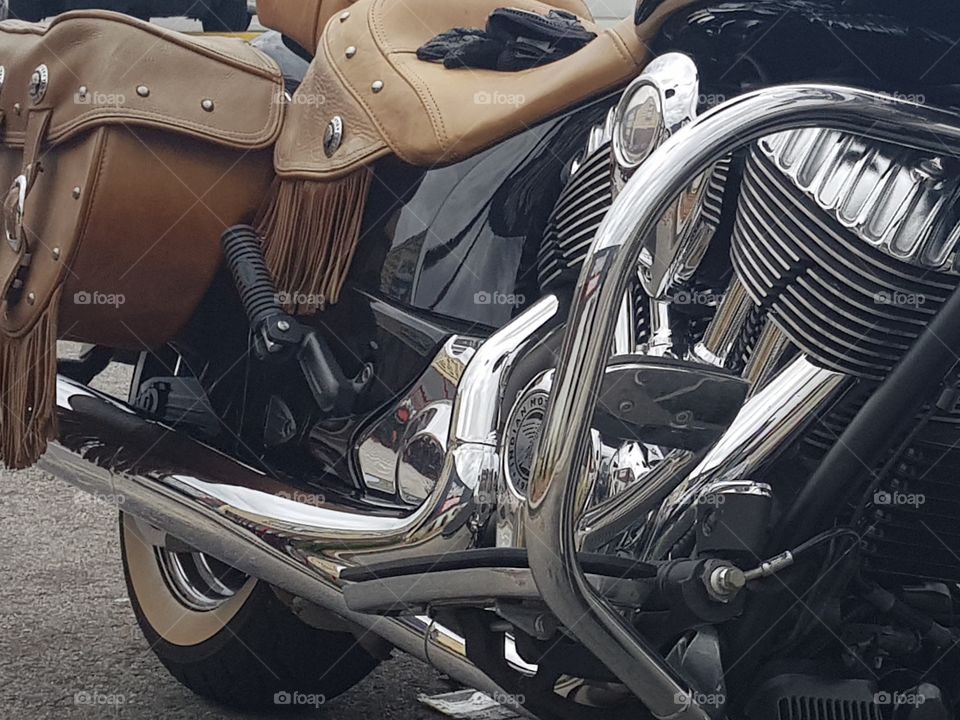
5,0 -> 960,718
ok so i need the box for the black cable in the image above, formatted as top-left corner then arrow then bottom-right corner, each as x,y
792,527 -> 861,560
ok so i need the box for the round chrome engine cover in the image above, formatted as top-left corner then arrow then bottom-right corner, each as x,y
502,370 -> 664,515
503,373 -> 552,498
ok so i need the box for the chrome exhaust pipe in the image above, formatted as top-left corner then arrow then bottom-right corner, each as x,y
40,376 -> 505,697
42,295 -> 561,695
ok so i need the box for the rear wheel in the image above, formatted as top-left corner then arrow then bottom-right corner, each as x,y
120,513 -> 378,709
199,0 -> 251,32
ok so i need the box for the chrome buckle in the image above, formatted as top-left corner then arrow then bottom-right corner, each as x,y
4,174 -> 26,253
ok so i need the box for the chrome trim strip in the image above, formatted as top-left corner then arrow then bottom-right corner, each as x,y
525,85 -> 960,720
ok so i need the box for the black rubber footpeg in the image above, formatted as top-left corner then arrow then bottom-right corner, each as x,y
221,225 -> 370,415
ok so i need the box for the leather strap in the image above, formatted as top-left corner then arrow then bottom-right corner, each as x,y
0,108 -> 52,304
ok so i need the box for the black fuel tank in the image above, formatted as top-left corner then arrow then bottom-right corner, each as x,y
349,94 -> 616,330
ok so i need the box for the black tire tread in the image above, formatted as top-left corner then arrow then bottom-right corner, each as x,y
120,519 -> 378,710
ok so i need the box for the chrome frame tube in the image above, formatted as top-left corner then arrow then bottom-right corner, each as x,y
525,85 -> 960,719
453,294 -> 558,445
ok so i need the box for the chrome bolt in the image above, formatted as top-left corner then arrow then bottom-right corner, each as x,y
136,84 -> 150,98
706,565 -> 745,602
201,98 -> 215,112
77,85 -> 88,99
13,102 -> 20,115
26,292 -> 35,305
345,46 -> 357,58
276,319 -> 290,332
371,80 -> 384,93
51,247 -> 60,260
72,186 -> 81,199
339,10 -> 350,21
918,157 -> 946,181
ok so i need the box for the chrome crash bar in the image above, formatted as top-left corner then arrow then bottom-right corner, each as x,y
525,85 -> 960,720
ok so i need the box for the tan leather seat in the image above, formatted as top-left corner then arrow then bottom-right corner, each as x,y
273,0 -> 697,179
258,0 -> 594,55
255,0 -> 699,358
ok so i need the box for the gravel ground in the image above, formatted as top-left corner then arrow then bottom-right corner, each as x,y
0,362 -> 448,719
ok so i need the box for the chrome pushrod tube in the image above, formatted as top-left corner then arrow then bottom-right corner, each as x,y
525,85 -> 960,720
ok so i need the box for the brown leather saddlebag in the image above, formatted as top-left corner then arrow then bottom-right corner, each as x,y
0,12 -> 284,468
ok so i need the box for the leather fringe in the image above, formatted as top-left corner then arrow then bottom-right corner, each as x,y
256,169 -> 373,313
0,289 -> 60,469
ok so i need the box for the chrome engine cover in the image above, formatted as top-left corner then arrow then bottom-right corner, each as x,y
500,368 -> 665,547
761,128 -> 960,273
503,374 -> 550,499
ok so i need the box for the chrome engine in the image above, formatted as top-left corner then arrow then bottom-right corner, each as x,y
735,129 -> 958,380
726,129 -> 960,587
521,60 -> 960,591
635,127 -> 960,587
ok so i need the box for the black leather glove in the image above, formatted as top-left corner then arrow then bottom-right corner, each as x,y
417,7 -> 596,71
